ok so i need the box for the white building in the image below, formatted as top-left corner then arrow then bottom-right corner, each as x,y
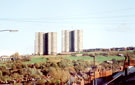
35,32 -> 57,55
62,30 -> 83,53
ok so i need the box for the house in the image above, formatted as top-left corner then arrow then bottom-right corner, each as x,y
0,56 -> 12,61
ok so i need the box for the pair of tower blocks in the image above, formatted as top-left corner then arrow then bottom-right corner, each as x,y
35,30 -> 83,55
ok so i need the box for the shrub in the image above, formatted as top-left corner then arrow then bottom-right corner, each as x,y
48,67 -> 70,83
37,79 -> 46,85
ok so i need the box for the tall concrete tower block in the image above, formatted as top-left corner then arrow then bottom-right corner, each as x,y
39,32 -> 45,55
35,32 -> 39,55
62,30 -> 70,52
74,30 -> 83,52
35,32 -> 45,55
34,32 -> 57,55
61,30 -> 83,53
48,32 -> 57,55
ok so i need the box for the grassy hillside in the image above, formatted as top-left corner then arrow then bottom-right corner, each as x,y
24,55 -> 125,64
24,57 -> 46,64
64,55 -> 124,63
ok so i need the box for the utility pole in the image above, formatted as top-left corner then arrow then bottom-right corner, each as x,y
90,55 -> 96,85
93,55 -> 96,85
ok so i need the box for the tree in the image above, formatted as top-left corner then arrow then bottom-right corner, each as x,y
10,52 -> 20,60
11,52 -> 19,57
37,79 -> 46,85
48,67 -> 70,83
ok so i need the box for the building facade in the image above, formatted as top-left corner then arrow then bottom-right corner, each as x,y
48,32 -> 57,55
74,30 -> 83,52
62,30 -> 83,53
35,32 -> 57,55
62,30 -> 70,52
35,32 -> 45,55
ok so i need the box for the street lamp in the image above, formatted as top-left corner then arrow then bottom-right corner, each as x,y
0,30 -> 18,32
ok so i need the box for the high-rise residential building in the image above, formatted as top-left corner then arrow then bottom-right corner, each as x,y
74,30 -> 83,52
48,32 -> 57,55
35,32 -> 45,55
62,30 -> 70,52
62,30 -> 83,53
34,32 -> 57,55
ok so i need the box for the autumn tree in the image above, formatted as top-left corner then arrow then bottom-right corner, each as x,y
10,52 -> 20,60
48,67 -> 70,83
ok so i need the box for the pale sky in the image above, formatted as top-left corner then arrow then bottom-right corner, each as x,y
0,0 -> 135,55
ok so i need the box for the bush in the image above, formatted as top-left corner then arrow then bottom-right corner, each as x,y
37,79 -> 46,85
22,56 -> 31,61
48,67 -> 70,83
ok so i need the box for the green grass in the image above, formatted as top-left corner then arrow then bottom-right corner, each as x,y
23,55 -> 125,64
63,55 -> 125,63
24,57 -> 46,64
79,51 -> 107,54
95,55 -> 124,63
64,56 -> 93,61
79,50 -> 135,54
128,50 -> 135,53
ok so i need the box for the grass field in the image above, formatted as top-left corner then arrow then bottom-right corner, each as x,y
64,55 -> 124,63
24,55 -> 125,64
24,57 -> 46,64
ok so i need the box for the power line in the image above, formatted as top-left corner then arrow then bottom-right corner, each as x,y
0,7 -> 134,23
87,8 -> 135,15
0,14 -> 134,21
